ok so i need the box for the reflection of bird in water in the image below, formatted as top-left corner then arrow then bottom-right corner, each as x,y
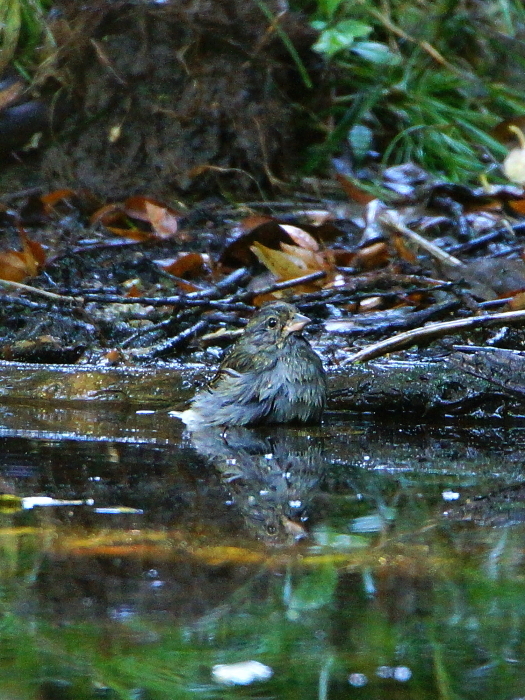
174,302 -> 327,428
188,426 -> 326,545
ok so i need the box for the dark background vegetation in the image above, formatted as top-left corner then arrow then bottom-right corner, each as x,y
2,0 -> 525,198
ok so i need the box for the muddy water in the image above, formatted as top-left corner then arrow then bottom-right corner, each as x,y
0,405 -> 525,699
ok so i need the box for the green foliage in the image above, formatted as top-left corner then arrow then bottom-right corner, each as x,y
0,0 -> 54,75
297,0 -> 525,181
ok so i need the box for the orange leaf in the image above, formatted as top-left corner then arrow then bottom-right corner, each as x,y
90,202 -> 124,225
0,252 -> 32,282
160,252 -> 208,278
40,188 -> 76,213
392,233 -> 417,263
0,230 -> 46,281
19,230 -> 46,268
105,226 -> 152,242
508,198 -> 525,215
354,242 -> 390,270
335,173 -> 375,204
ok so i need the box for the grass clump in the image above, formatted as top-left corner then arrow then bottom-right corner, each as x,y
0,0 -> 55,77
299,0 -> 525,182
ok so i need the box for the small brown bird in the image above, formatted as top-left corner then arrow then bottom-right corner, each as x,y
176,301 -> 327,428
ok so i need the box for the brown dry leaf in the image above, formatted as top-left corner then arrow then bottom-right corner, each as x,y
508,291 -> 525,310
105,226 -> 152,242
144,200 -> 180,238
90,202 -> 124,225
91,202 -> 150,241
103,349 -> 123,363
279,224 -> 319,251
335,173 -> 375,204
91,196 -> 182,241
331,249 -> 356,267
251,241 -> 309,280
241,214 -> 275,231
507,198 -> 525,215
124,283 -> 142,298
251,240 -> 334,299
354,242 -> 390,270
280,242 -> 325,270
0,80 -> 24,112
392,233 -> 417,263
160,252 -> 209,278
0,252 -> 33,282
221,217 -> 285,266
40,188 -> 76,213
0,230 -> 46,282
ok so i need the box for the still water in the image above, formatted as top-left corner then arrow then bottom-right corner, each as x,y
0,404 -> 525,699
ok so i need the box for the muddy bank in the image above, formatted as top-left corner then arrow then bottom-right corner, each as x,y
0,355 -> 514,419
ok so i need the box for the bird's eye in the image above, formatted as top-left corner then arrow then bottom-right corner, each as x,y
267,317 -> 278,329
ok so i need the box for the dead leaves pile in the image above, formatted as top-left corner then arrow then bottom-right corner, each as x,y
4,132 -> 525,321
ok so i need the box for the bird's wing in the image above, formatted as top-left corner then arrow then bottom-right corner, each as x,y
208,341 -> 274,389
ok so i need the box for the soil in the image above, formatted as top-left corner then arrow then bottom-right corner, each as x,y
28,0 -> 323,200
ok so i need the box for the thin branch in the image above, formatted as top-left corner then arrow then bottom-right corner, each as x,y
131,319 -> 210,360
234,270 -> 327,301
348,309 -> 525,363
380,212 -> 464,267
0,279 -> 79,303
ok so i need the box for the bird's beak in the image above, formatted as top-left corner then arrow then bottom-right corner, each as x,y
284,312 -> 310,335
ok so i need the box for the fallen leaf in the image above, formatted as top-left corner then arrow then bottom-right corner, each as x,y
354,241 -> 390,270
251,241 -> 309,280
0,230 -> 46,282
0,80 -> 24,112
40,188 -> 76,213
508,291 -> 525,310
279,224 -> 319,251
392,233 -> 417,263
503,126 -> 525,185
160,252 -> 210,278
91,196 -> 183,241
144,200 -> 180,238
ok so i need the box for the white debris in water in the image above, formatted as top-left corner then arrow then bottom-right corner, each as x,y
348,673 -> 368,687
212,661 -> 273,686
393,666 -> 412,681
22,497 -> 95,509
442,490 -> 460,501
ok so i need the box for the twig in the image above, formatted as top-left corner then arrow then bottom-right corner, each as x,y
333,300 -> 459,339
348,309 -> 525,363
234,270 -> 327,301
0,279 -> 79,303
131,319 -> 210,360
0,294 -> 46,309
380,212 -> 464,267
0,186 -> 43,203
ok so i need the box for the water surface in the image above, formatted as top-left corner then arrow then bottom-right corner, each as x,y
1,405 -> 524,699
